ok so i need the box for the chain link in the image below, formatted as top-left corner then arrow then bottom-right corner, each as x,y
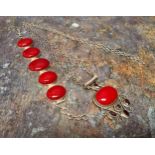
54,102 -> 90,121
9,20 -> 145,66
23,22 -> 145,65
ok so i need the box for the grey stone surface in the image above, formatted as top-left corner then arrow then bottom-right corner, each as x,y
0,17 -> 155,137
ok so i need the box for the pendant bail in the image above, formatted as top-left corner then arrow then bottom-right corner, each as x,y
84,74 -> 100,90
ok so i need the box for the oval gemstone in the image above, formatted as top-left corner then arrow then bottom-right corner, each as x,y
95,86 -> 118,106
17,38 -> 33,47
22,47 -> 40,58
47,85 -> 66,100
39,71 -> 57,84
28,58 -> 50,71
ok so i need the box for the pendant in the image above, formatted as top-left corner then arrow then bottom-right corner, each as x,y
84,74 -> 131,120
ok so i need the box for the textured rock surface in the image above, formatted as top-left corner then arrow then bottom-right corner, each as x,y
0,17 -> 155,137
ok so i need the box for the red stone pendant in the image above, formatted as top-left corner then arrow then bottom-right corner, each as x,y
95,86 -> 118,106
28,58 -> 50,71
39,71 -> 58,84
17,38 -> 33,47
22,47 -> 40,58
47,85 -> 66,100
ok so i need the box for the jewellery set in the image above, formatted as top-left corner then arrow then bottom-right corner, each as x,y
15,22 -> 145,123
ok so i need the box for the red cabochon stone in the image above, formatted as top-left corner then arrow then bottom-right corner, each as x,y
47,85 -> 66,100
38,71 -> 58,84
17,38 -> 33,47
28,58 -> 50,71
22,47 -> 40,58
95,86 -> 118,106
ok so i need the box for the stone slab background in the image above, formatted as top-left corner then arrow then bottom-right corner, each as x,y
0,17 -> 155,137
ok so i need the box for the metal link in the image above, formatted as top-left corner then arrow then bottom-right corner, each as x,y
55,104 -> 89,120
23,22 -> 145,65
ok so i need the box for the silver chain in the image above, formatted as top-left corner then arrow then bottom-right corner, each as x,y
23,22 -> 145,66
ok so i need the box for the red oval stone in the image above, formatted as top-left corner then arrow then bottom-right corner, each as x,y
47,85 -> 66,100
28,58 -> 50,71
39,71 -> 58,84
22,47 -> 40,58
95,86 -> 118,106
17,38 -> 33,47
